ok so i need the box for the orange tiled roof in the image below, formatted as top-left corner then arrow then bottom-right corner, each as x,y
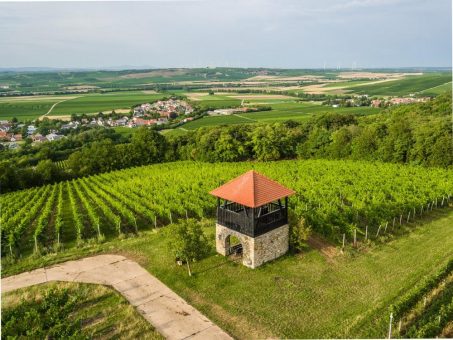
209,170 -> 295,208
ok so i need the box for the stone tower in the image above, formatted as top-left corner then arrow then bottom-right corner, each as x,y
210,170 -> 295,269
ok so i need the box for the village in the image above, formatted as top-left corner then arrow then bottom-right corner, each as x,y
0,99 -> 195,149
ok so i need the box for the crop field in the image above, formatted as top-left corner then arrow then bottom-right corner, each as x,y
0,96 -> 76,121
421,81 -> 452,96
1,282 -> 161,339
183,102 -> 380,129
2,159 -> 452,259
0,92 -> 168,121
351,73 -> 452,96
49,92 -> 166,116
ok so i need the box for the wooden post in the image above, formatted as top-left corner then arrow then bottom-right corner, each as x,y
399,214 -> 403,225
365,225 -> 368,240
421,205 -> 423,215
376,225 -> 382,237
342,233 -> 345,252
413,207 -> 416,217
185,210 -> 189,220
169,212 -> 173,224
354,229 -> 357,247
154,216 -> 157,228
388,312 -> 393,339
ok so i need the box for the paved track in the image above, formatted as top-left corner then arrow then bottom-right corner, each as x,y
1,254 -> 232,340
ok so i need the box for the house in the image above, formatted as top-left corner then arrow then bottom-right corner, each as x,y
27,125 -> 37,135
371,100 -> 382,108
0,131 -> 11,141
133,118 -> 157,126
46,133 -> 64,142
10,134 -> 22,142
32,134 -> 47,143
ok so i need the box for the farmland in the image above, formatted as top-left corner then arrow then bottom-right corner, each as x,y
48,92 -> 167,116
0,96 -> 74,121
1,282 -> 161,339
0,92 -> 168,121
183,102 -> 380,129
351,73 -> 452,96
2,194 -> 452,338
2,159 -> 452,259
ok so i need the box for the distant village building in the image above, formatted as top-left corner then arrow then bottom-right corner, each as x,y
134,99 -> 193,119
46,133 -> 64,142
31,134 -> 47,143
27,125 -> 37,135
207,107 -> 248,116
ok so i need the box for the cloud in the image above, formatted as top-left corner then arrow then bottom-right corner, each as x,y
0,0 -> 450,68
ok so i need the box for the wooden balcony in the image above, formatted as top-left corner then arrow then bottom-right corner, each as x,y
216,201 -> 288,237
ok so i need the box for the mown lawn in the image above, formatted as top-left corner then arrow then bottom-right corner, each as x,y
2,281 -> 161,339
3,209 -> 452,339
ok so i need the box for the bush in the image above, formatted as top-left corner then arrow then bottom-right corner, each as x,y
1,287 -> 87,339
289,211 -> 311,252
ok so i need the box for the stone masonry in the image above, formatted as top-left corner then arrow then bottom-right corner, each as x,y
216,223 -> 289,269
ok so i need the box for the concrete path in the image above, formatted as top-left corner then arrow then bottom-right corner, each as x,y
1,255 -> 232,340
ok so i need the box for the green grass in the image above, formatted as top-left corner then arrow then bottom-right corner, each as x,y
160,127 -> 189,137
0,98 -> 57,121
50,92 -> 167,115
2,209 -> 452,339
351,73 -> 452,96
2,282 -> 162,339
114,126 -> 137,137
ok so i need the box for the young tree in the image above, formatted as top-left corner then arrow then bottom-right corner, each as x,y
167,219 -> 210,276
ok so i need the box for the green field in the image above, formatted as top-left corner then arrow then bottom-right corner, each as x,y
0,92 -> 168,121
49,92 -> 166,116
352,73 -> 452,96
0,97 -> 67,121
183,102 -> 380,129
421,81 -> 452,96
3,208 -> 452,338
2,282 -> 161,339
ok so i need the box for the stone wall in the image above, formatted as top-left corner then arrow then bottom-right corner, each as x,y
252,224 -> 289,268
216,223 -> 289,269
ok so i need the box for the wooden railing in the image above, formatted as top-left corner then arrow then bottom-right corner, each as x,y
217,205 -> 288,237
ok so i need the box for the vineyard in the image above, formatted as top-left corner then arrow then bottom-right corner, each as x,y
390,259 -> 453,338
1,159 -> 452,257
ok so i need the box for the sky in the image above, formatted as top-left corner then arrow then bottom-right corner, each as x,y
0,0 -> 451,69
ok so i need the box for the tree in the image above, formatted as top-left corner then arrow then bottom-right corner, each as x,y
167,219 -> 210,276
